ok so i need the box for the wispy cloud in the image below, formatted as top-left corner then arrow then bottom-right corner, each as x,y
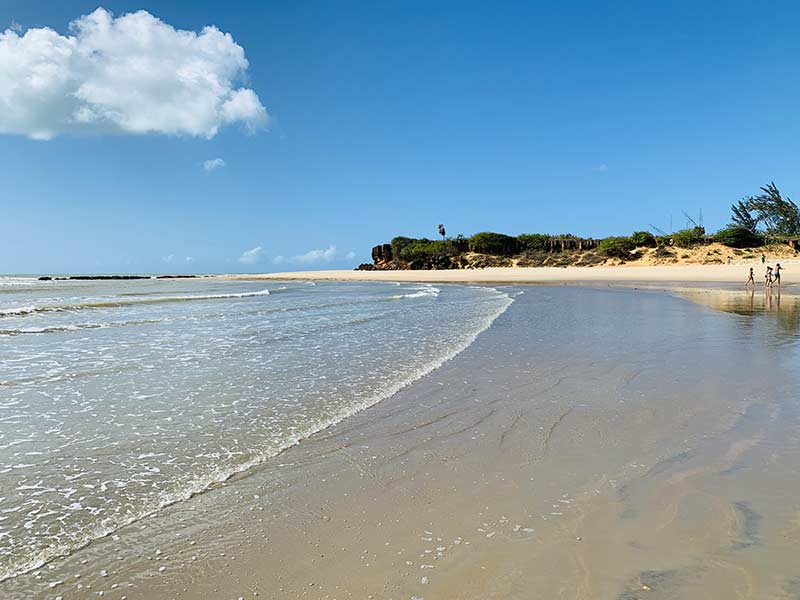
185,256 -> 194,263
294,245 -> 337,264
203,158 -> 225,172
162,254 -> 175,263
238,246 -> 264,265
588,163 -> 608,173
272,245 -> 356,266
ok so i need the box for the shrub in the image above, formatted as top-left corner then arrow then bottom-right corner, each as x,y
629,231 -> 657,247
672,227 -> 706,248
713,226 -> 765,248
598,236 -> 635,258
452,234 -> 469,252
655,235 -> 671,247
390,236 -> 415,261
517,233 -> 551,251
399,239 -> 461,262
468,232 -> 519,256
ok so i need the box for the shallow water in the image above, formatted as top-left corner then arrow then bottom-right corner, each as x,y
679,286 -> 800,338
4,282 -> 800,599
0,277 -> 511,582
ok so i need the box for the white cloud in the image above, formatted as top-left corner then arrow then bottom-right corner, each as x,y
203,158 -> 226,172
238,246 -> 263,265
0,8 -> 268,140
294,245 -> 338,265
273,245 -> 355,266
185,256 -> 194,263
588,164 -> 608,173
162,254 -> 175,263
9,21 -> 22,34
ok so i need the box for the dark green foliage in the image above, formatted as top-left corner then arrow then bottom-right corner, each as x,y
390,236 -> 414,261
714,226 -> 765,248
398,238 -> 461,262
730,199 -> 759,232
629,231 -> 657,247
517,233 -> 550,251
468,232 -> 519,256
655,235 -> 671,247
672,227 -> 706,248
598,236 -> 635,258
745,182 -> 800,236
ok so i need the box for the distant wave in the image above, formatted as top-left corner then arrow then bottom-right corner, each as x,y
0,319 -> 163,337
0,278 -> 40,289
386,286 -> 441,301
0,289 -> 271,318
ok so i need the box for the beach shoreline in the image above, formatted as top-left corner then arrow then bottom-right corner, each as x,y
5,283 -> 800,599
226,262 -> 799,286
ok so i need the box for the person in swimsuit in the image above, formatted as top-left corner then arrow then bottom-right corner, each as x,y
746,267 -> 755,286
774,263 -> 782,286
765,266 -> 773,288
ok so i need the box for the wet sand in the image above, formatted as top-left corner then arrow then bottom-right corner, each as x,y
5,286 -> 800,599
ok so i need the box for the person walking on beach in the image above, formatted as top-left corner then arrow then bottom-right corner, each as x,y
765,266 -> 773,288
746,267 -> 755,286
762,254 -> 766,264
774,263 -> 782,286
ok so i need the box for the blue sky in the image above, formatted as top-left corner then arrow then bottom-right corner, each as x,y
1,1 -> 800,274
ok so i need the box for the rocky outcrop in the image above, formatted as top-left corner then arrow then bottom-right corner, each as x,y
356,236 -> 601,271
371,244 -> 394,266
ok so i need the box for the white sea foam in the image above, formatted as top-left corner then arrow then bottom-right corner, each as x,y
0,278 -> 40,288
387,286 -> 441,300
0,281 -> 512,583
0,289 -> 271,319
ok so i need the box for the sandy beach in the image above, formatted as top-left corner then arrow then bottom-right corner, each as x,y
229,262 -> 799,286
4,281 -> 799,600
8,2 -> 800,599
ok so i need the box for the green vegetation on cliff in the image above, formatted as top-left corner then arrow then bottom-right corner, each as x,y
360,182 -> 800,270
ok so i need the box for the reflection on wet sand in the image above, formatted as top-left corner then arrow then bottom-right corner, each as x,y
680,286 -> 800,337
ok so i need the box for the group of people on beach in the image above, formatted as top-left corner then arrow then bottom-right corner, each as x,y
746,259 -> 782,288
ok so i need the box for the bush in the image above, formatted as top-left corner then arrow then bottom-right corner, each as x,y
399,239 -> 461,263
468,232 -> 519,256
517,233 -> 551,251
390,236 -> 415,261
655,235 -> 671,247
598,236 -> 635,258
672,227 -> 706,248
452,234 -> 469,252
713,226 -> 765,248
629,231 -> 657,247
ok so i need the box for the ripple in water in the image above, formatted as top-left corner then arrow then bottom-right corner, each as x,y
0,278 -> 512,581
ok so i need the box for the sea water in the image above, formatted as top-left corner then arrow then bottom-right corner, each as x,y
0,277 -> 512,581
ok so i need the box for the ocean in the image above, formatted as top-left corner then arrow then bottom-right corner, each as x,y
0,276 -> 512,582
